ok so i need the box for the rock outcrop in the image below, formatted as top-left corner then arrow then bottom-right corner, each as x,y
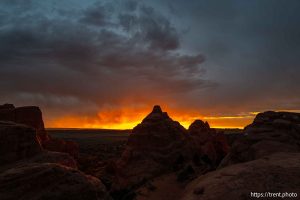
0,121 -> 42,165
182,152 -> 300,200
220,111 -> 300,167
110,106 -> 229,194
43,137 -> 79,159
0,120 -> 110,200
0,163 -> 111,200
112,105 -> 194,191
0,104 -> 48,142
0,104 -> 78,159
0,121 -> 76,169
188,120 -> 229,167
181,111 -> 300,200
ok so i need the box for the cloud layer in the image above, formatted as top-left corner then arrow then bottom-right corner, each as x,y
0,0 -> 300,128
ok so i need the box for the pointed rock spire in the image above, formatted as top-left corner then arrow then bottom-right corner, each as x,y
152,105 -> 163,114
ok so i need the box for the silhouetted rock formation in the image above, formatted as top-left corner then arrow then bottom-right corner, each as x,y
0,120 -> 110,200
0,121 -> 76,169
0,121 -> 42,165
0,104 -> 78,159
188,120 -> 229,167
0,163 -> 111,200
182,111 -> 300,200
110,106 -> 229,193
0,105 -> 48,142
182,152 -> 300,200
220,111 -> 300,167
43,138 -> 79,159
188,119 -> 210,133
112,105 -> 193,190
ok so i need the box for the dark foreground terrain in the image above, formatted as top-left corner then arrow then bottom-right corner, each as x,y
48,129 -> 130,156
1,104 -> 300,200
47,119 -> 242,200
48,128 -> 241,180
48,129 -> 130,178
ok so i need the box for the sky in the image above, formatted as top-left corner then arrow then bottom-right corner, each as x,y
1,0 -> 300,129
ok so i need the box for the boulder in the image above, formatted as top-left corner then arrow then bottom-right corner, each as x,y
182,153 -> 300,200
0,163 -> 111,200
220,111 -> 300,167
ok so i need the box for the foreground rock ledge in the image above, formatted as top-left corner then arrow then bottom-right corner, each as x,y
0,163 -> 111,200
0,120 -> 111,200
220,111 -> 300,167
182,153 -> 300,200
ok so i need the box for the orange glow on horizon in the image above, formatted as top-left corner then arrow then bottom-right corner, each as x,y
45,106 -> 256,129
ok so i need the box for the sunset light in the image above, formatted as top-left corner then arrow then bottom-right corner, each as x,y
1,1 -> 300,199
46,106 -> 256,129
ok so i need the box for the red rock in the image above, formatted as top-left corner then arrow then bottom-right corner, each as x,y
0,163 -> 111,200
188,120 -> 229,167
188,119 -> 210,133
43,138 -> 79,159
0,104 -> 78,159
220,111 -> 300,167
0,121 -> 42,165
0,105 -> 16,124
0,104 -> 15,109
112,105 -> 195,191
31,151 -> 78,169
182,153 -> 300,200
0,121 -> 76,169
0,115 -> 111,200
15,106 -> 49,142
0,105 -> 48,142
111,106 -> 230,192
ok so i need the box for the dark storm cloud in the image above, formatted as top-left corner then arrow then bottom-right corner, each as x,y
158,0 -> 300,114
118,5 -> 179,50
0,0 -> 209,118
79,2 -> 114,26
124,0 -> 138,12
1,0 -> 299,122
